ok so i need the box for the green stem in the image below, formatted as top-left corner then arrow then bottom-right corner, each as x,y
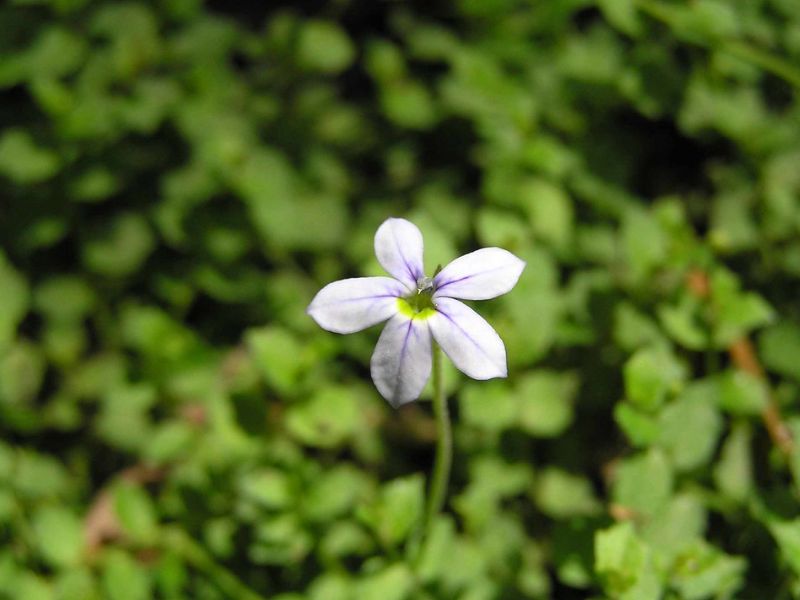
723,40 -> 800,88
164,527 -> 269,600
426,343 -> 452,531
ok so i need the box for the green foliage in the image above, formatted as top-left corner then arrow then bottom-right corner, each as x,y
2,0 -> 800,598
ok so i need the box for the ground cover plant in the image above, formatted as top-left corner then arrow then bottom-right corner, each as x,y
2,0 -> 800,598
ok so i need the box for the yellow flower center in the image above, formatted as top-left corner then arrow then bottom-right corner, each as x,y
397,287 -> 436,320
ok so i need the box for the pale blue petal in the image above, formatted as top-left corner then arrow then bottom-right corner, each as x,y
429,298 -> 507,379
433,248 -> 525,301
307,277 -> 405,334
370,313 -> 432,407
374,218 -> 425,291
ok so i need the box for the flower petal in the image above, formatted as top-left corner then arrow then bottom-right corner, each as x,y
429,298 -> 507,379
307,277 -> 406,334
374,218 -> 425,291
370,313 -> 432,407
433,248 -> 525,300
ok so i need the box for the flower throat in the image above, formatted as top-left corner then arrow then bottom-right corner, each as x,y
397,275 -> 437,318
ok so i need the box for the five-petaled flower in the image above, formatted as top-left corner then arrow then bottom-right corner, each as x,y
307,218 -> 525,407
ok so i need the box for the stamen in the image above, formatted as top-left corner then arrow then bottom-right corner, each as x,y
416,276 -> 434,293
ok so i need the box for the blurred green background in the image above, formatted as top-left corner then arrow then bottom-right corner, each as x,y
2,0 -> 800,598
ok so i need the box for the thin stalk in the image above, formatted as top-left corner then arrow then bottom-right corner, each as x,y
426,343 -> 452,531
164,527 -> 269,600
636,0 -> 800,88
724,40 -> 800,89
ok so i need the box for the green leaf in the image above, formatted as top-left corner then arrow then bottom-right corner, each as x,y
238,468 -> 293,511
82,213 -> 155,277
13,451 -> 70,500
297,20 -> 355,73
612,449 -> 673,518
318,520 -> 373,562
34,276 -> 95,322
471,456 -> 533,499
0,443 -> 12,482
673,0 -> 740,42
365,39 -> 407,83
614,303 -> 665,351
380,80 -> 437,129
286,385 -> 362,449
716,370 -> 768,416
55,567 -> 99,600
417,516 -> 457,583
533,468 -> 602,518
142,421 -> 194,463
154,551 -> 187,598
614,403 -> 661,447
475,207 -> 530,249
658,383 -> 723,471
356,563 -> 414,600
520,179 -> 574,251
641,493 -> 706,561
24,26 -> 87,80
67,353 -> 127,400
250,514 -> 312,565
713,423 -> 753,502
499,246 -> 560,364
622,208 -> 668,280
120,305 -> 198,363
247,326 -> 305,395
598,0 -> 642,36
787,418 -> 800,490
460,379 -> 517,431
235,150 -> 347,251
119,77 -> 180,134
456,457 -> 534,529
70,167 -> 119,202
659,297 -> 708,350
477,513 -> 527,580
102,550 -> 152,600
308,573 -> 353,600
595,522 -> 662,600
114,483 -> 159,545
710,269 -> 774,347
0,340 -> 45,407
671,540 -> 746,599
358,475 -> 424,548
575,226 -> 617,269
710,194 -> 759,252
90,3 -> 161,79
32,506 -> 83,568
624,346 -> 686,411
552,519 -> 596,589
0,253 -> 29,350
767,517 -> 800,577
14,573 -> 52,600
759,322 -> 800,380
0,129 -> 59,183
517,370 -> 577,437
95,384 -> 155,451
42,320 -> 87,367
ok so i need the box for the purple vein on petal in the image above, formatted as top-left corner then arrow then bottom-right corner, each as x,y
308,293 -> 400,308
392,228 -> 421,284
434,264 -> 517,295
434,305 -> 501,368
391,319 -> 415,400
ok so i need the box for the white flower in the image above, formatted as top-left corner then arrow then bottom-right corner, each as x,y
307,217 -> 525,407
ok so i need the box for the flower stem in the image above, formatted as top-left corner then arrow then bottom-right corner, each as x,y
426,343 -> 452,531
